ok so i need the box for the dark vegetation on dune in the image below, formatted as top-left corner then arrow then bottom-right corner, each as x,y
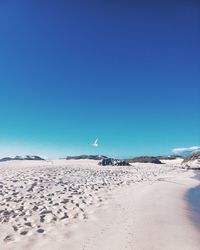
98,158 -> 130,166
183,152 -> 200,163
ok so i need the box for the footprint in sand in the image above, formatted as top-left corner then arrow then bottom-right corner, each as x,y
37,228 -> 45,233
3,234 -> 15,243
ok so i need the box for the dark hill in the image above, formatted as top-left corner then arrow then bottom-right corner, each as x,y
128,156 -> 162,164
0,155 -> 45,162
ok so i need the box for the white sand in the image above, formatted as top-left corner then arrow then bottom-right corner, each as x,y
0,159 -> 199,250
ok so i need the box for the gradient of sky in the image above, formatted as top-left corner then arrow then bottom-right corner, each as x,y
0,0 -> 199,158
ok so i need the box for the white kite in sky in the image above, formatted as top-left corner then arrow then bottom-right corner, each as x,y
91,138 -> 99,147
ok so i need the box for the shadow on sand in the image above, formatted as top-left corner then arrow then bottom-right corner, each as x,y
187,170 -> 200,229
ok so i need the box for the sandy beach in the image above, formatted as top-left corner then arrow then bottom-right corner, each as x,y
1,0 -> 199,249
0,159 -> 200,250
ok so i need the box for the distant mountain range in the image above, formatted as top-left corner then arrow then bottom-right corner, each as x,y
66,155 -> 108,160
128,156 -> 163,164
0,155 -> 45,162
65,155 -> 182,164
157,155 -> 184,160
128,155 -> 186,164
0,154 -> 189,164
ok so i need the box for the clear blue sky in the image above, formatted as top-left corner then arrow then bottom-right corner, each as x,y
0,0 -> 199,158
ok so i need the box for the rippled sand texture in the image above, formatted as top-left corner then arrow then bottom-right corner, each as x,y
0,159 -> 195,250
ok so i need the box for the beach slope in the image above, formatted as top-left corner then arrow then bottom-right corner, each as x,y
0,160 -> 199,250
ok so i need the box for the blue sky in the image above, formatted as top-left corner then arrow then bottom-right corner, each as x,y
0,0 -> 199,158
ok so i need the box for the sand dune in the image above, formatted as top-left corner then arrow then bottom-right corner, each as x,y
0,159 -> 199,249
